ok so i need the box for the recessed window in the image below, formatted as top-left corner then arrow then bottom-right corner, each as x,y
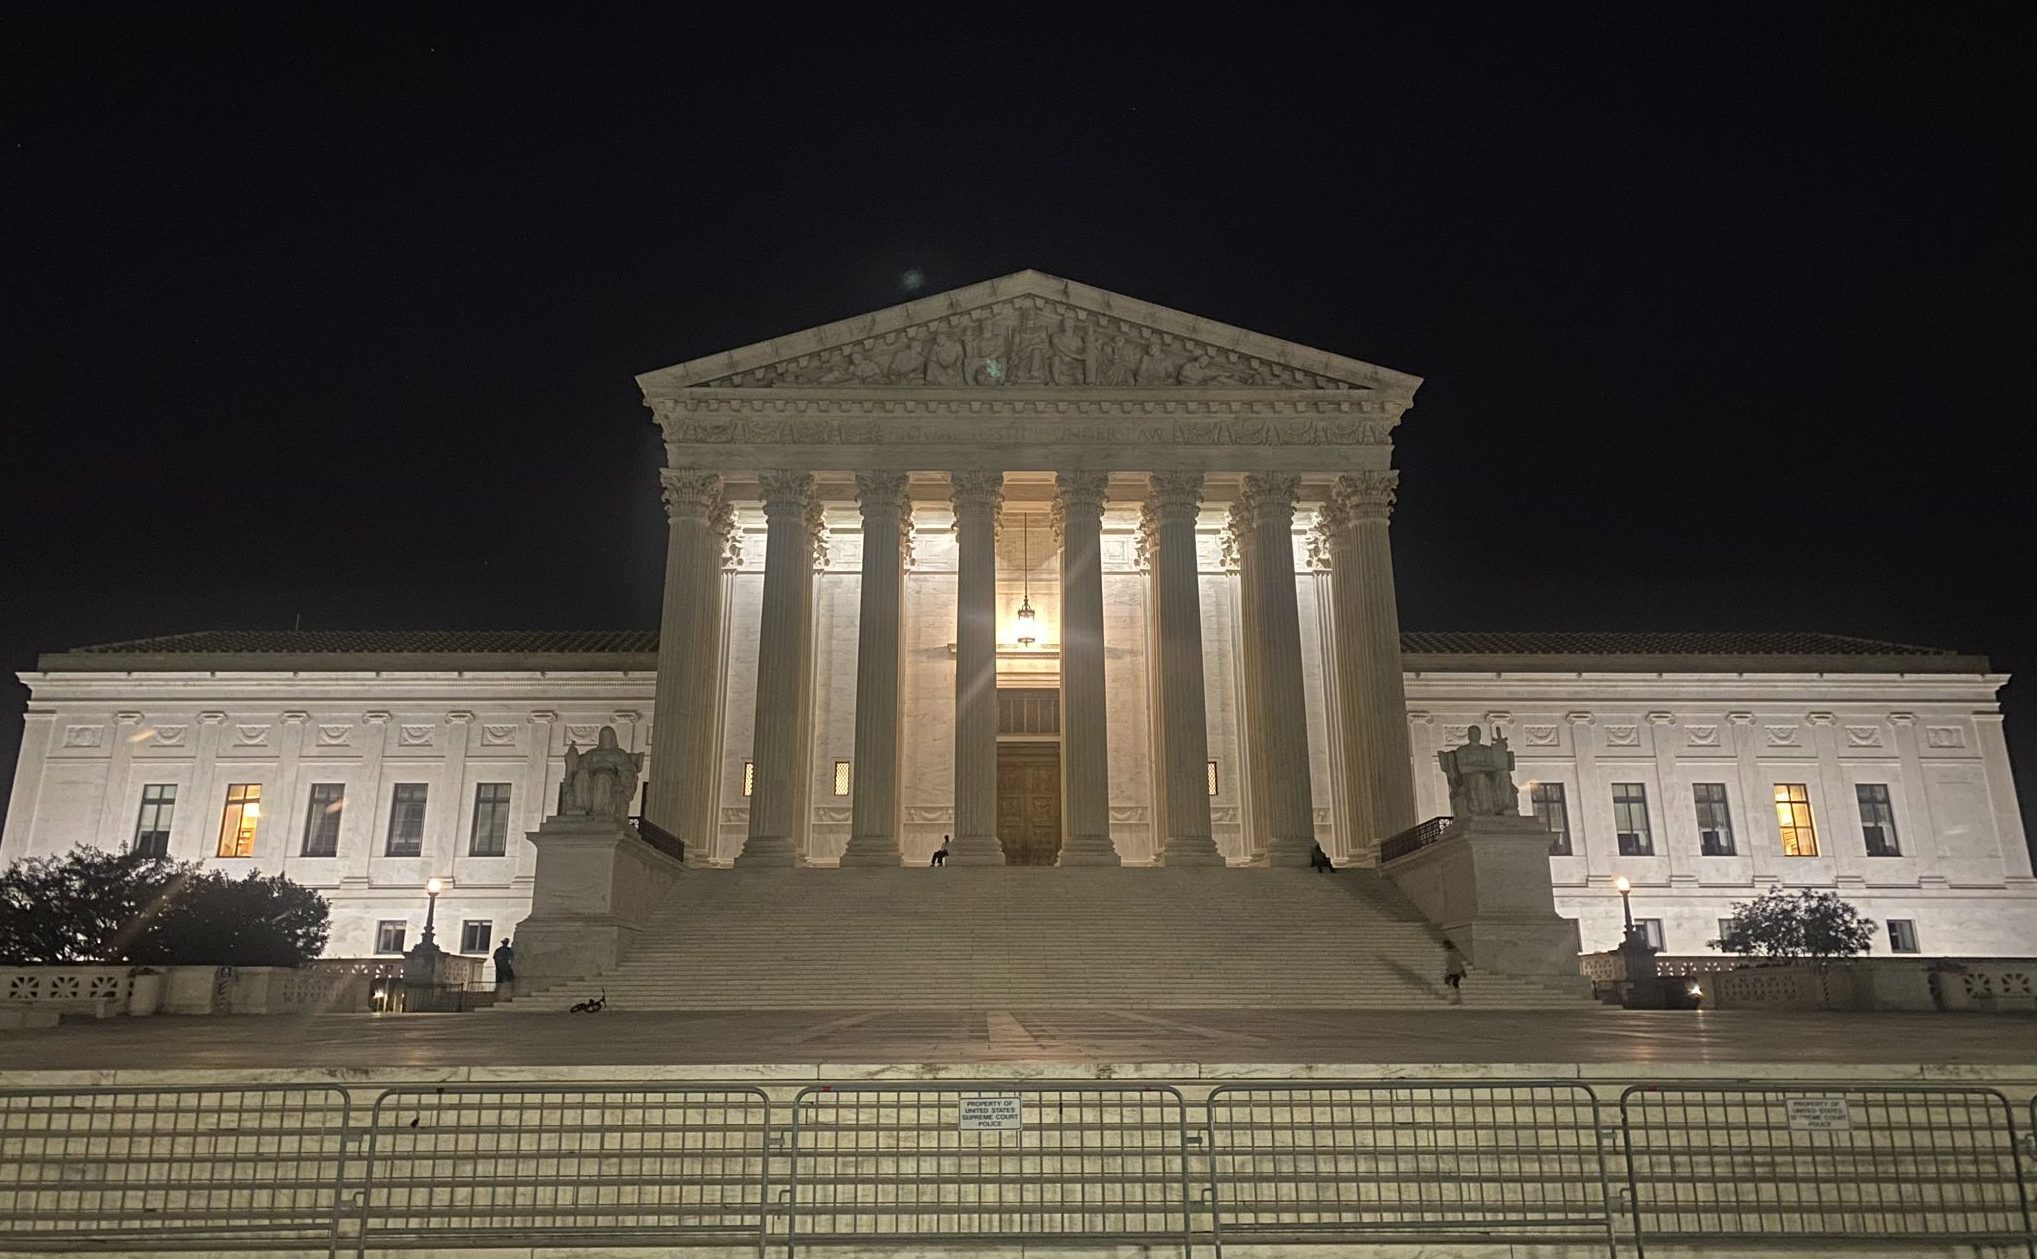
742,760 -> 755,798
1206,760 -> 1220,797
301,783 -> 344,857
216,784 -> 261,858
833,760 -> 852,796
1611,783 -> 1653,856
133,784 -> 176,858
469,783 -> 513,856
375,921 -> 407,954
1693,783 -> 1736,856
1887,919 -> 1919,954
459,920 -> 492,954
1717,917 -> 1741,946
1530,782 -> 1570,856
1635,918 -> 1665,951
1775,783 -> 1818,857
385,784 -> 428,857
1857,783 -> 1900,857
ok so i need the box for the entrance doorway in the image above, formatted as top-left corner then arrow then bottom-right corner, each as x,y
996,742 -> 1062,865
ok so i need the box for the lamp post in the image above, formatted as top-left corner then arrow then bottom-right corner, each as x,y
420,876 -> 444,953
1613,874 -> 1635,943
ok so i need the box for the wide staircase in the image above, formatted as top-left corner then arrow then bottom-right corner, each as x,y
505,866 -> 1593,1011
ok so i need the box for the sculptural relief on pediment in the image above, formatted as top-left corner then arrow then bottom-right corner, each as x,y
700,295 -> 1364,391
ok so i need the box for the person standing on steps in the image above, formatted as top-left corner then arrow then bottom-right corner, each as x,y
1442,940 -> 1468,1001
492,938 -> 516,990
930,836 -> 950,867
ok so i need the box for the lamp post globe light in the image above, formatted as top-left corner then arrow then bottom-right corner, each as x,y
420,877 -> 445,953
1613,875 -> 1638,944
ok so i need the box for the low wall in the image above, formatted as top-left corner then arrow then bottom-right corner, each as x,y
0,964 -> 369,1017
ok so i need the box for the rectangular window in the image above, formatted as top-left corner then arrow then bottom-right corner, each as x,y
459,920 -> 493,954
1530,782 -> 1570,855
1887,919 -> 1919,954
1857,783 -> 1901,856
833,760 -> 852,797
301,783 -> 344,857
1207,760 -> 1220,797
1775,783 -> 1818,857
1717,917 -> 1741,946
741,760 -> 755,798
1636,918 -> 1665,950
133,784 -> 176,858
385,784 -> 428,857
469,783 -> 513,856
375,921 -> 407,954
216,783 -> 261,858
1693,783 -> 1736,856
1612,783 -> 1653,856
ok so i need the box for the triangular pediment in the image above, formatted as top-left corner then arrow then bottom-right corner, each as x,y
637,270 -> 1419,396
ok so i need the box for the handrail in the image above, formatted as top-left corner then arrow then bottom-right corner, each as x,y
1378,815 -> 1455,863
628,814 -> 687,864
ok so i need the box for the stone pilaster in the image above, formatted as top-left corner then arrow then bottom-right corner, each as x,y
428,712 -> 472,873
735,471 -> 816,868
175,712 -> 229,861
841,472 -> 910,866
1055,471 -> 1117,865
342,712 -> 390,883
947,471 -> 1004,865
1240,474 -> 1317,867
94,712 -> 146,850
647,469 -> 729,856
273,711 -> 309,861
1147,472 -> 1222,866
1334,470 -> 1417,840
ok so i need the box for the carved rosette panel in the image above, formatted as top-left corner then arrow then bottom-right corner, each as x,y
699,295 -> 1364,391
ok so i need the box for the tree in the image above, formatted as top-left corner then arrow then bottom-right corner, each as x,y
1709,887 -> 1876,961
129,870 -> 330,967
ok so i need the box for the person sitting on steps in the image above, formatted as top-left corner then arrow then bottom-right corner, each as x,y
1310,842 -> 1335,872
930,835 -> 950,867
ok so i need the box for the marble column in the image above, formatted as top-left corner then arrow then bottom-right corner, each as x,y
1317,496 -> 1376,856
1147,472 -> 1223,866
736,471 -> 816,868
1335,470 -> 1417,842
947,471 -> 1005,865
1226,501 -> 1271,860
647,470 -> 730,854
1240,475 -> 1317,866
1055,471 -> 1117,865
841,472 -> 910,866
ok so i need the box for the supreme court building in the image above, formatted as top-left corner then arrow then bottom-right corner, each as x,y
5,271 -> 2033,963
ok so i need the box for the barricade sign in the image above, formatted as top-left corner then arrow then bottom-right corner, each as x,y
1785,1096 -> 1851,1131
958,1092 -> 1023,1130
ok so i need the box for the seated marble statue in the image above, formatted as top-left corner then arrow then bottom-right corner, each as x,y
558,727 -> 643,820
1437,725 -> 1520,818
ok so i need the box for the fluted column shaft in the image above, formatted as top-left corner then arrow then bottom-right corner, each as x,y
1337,471 -> 1417,844
736,472 -> 815,867
1055,472 -> 1116,865
1242,475 -> 1317,866
841,473 -> 910,865
1227,503 -> 1270,861
1318,500 -> 1376,857
1148,473 -> 1223,866
649,471 -> 729,855
948,472 -> 1004,865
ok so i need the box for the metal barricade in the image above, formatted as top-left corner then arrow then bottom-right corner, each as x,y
1204,1081 -> 1615,1255
786,1082 -> 1192,1255
1622,1083 -> 2036,1256
356,1085 -> 771,1256
0,1085 -> 350,1252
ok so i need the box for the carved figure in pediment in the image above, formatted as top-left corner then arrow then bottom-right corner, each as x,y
883,344 -> 925,381
1134,344 -> 1180,385
1098,336 -> 1138,386
1009,315 -> 1051,383
969,324 -> 1011,384
1049,320 -> 1087,384
849,351 -> 887,385
924,333 -> 966,385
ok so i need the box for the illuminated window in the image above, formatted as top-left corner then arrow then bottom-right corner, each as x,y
1530,782 -> 1570,855
216,783 -> 261,858
1206,760 -> 1220,797
459,920 -> 492,954
742,760 -> 755,797
469,783 -> 512,856
385,784 -> 428,857
1775,783 -> 1818,856
833,760 -> 852,796
133,784 -> 176,857
1887,919 -> 1919,953
1857,784 -> 1900,856
301,783 -> 344,857
1611,783 -> 1652,856
375,921 -> 407,954
1693,783 -> 1735,855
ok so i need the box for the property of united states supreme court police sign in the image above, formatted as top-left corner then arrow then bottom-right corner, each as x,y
958,1093 -> 1024,1131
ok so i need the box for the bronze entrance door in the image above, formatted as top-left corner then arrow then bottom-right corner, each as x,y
995,742 -> 1063,865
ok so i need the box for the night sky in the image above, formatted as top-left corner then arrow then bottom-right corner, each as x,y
3,6 -> 2032,845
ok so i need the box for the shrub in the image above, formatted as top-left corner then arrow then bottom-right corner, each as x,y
1709,887 -> 1876,961
0,847 -> 329,968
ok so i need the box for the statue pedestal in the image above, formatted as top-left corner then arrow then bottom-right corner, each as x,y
511,816 -> 687,993
1381,814 -> 1586,993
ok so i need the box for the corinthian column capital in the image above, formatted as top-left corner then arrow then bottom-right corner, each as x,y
1239,473 -> 1302,520
854,471 -> 912,516
1146,471 -> 1204,521
660,470 -> 722,523
1334,469 -> 1400,522
1051,471 -> 1109,539
758,471 -> 816,517
948,470 -> 1005,514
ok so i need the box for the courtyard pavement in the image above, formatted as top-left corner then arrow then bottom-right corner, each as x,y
1,1006 -> 2032,1072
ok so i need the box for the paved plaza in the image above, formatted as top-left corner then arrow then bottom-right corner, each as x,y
1,1006 -> 2032,1074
